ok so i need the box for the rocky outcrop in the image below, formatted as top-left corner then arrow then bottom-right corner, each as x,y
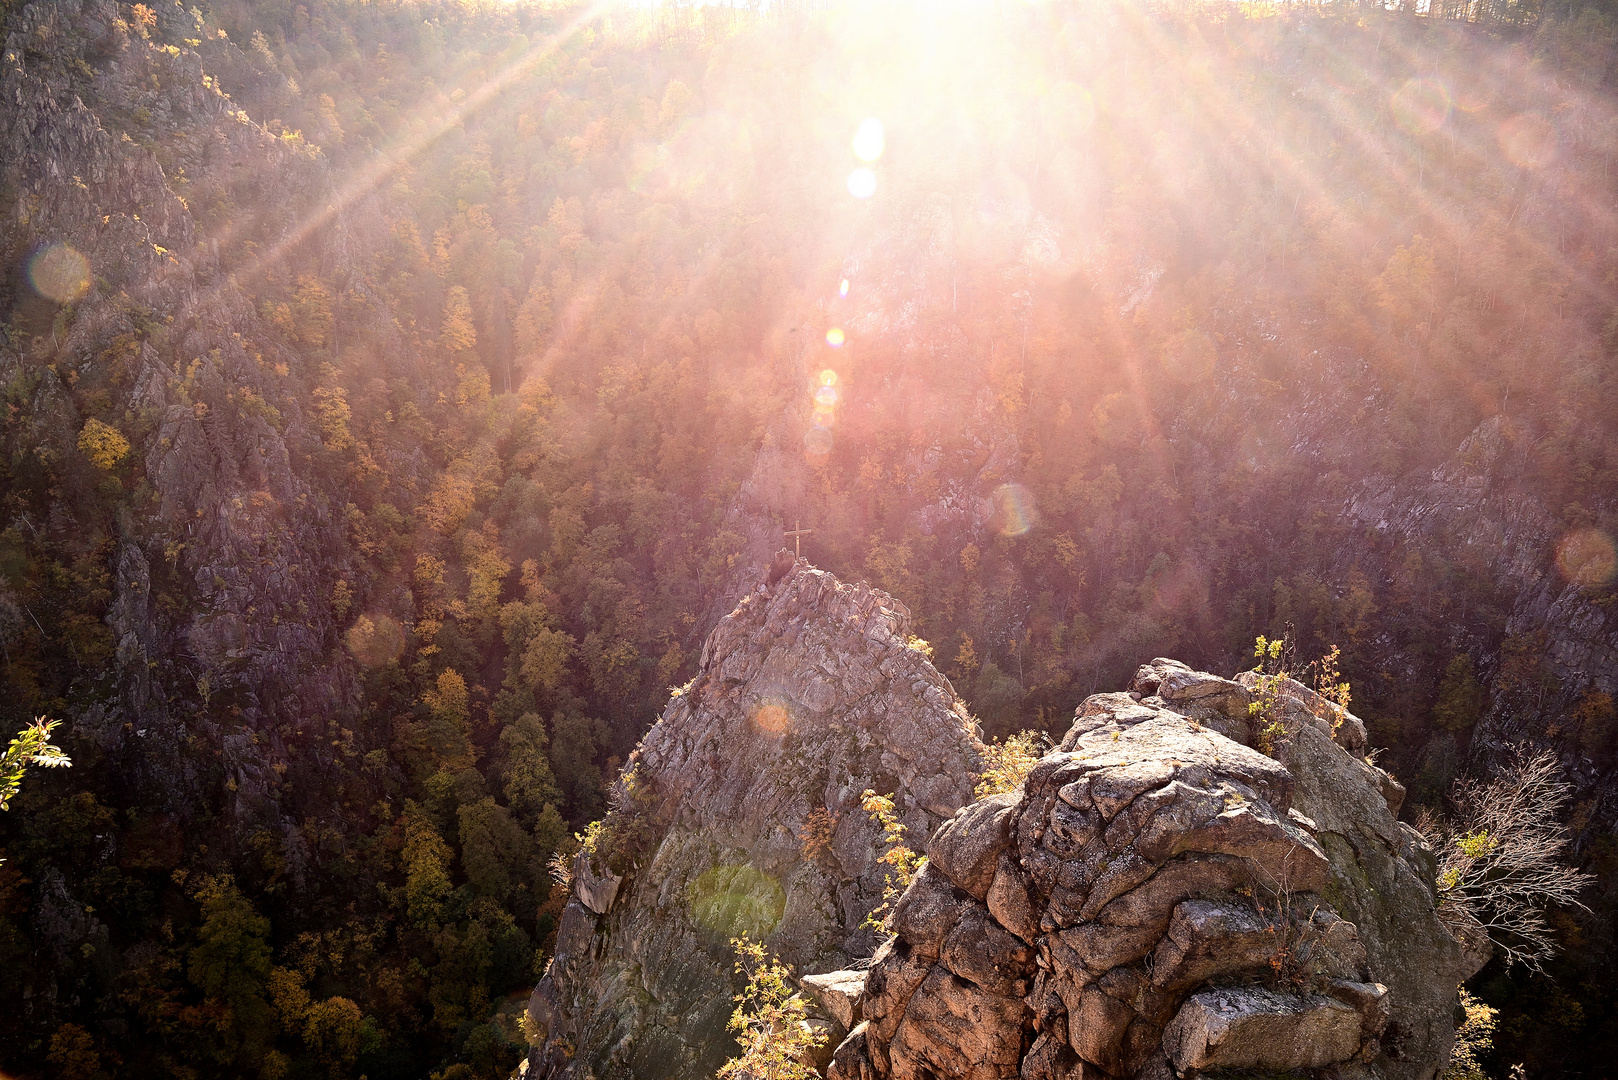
827,658 -> 1484,1080
525,558 -> 984,1080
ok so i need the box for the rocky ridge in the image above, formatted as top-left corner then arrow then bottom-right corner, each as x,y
817,658 -> 1485,1080
526,557 -> 985,1080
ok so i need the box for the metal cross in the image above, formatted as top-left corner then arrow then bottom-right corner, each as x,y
784,519 -> 812,558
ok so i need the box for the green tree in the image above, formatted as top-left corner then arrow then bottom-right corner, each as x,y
423,669 -> 474,770
188,876 -> 275,1063
548,711 -> 605,822
402,803 -> 455,929
1434,655 -> 1485,734
498,712 -> 563,825
457,797 -> 529,902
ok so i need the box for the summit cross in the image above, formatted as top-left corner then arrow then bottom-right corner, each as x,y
784,519 -> 812,558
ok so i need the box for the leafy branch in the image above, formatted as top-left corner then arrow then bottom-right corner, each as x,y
860,790 -> 924,933
717,937 -> 824,1080
1,717 -> 71,812
974,730 -> 1049,799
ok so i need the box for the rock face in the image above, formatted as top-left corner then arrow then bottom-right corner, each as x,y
0,0 -> 357,831
828,658 -> 1483,1080
526,558 -> 984,1080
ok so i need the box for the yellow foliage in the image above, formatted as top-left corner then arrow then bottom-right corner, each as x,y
462,526 -> 512,621
421,450 -> 500,535
304,996 -> 364,1070
423,669 -> 469,727
521,628 -> 575,692
440,285 -> 477,353
1372,235 -> 1436,337
47,1023 -> 99,1080
311,384 -> 353,450
455,363 -> 491,409
268,966 -> 311,1027
975,731 -> 1047,799
959,543 -> 980,576
77,418 -> 130,469
292,276 -> 334,348
422,473 -> 477,536
402,803 -> 453,928
953,634 -> 978,679
1441,989 -> 1498,1080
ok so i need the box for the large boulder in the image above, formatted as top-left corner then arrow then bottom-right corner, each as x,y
525,558 -> 983,1080
828,660 -> 1483,1080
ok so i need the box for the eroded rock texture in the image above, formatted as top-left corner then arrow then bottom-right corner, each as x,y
829,659 -> 1484,1080
526,558 -> 984,1080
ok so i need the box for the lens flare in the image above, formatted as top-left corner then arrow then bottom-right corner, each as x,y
1452,81 -> 1494,113
825,327 -> 845,347
804,426 -> 833,456
1498,113 -> 1556,169
988,483 -> 1038,537
848,167 -> 876,199
752,700 -> 791,735
815,385 -> 839,407
1390,79 -> 1451,135
853,117 -> 885,162
819,369 -> 838,386
839,278 -> 849,299
687,864 -> 786,942
27,243 -> 90,304
1556,528 -> 1617,587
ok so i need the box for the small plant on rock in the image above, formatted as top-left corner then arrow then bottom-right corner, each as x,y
861,790 -> 924,932
1305,643 -> 1353,735
576,763 -> 659,876
1248,636 -> 1289,755
718,936 -> 825,1080
798,806 -> 838,863
975,730 -> 1049,798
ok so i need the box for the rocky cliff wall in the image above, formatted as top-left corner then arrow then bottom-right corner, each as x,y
0,0 -> 372,874
526,557 -> 985,1080
820,659 -> 1485,1080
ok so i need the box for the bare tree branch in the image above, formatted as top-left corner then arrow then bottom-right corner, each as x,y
1427,747 -> 1593,973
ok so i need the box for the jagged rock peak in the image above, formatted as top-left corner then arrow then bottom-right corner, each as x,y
825,658 -> 1484,1080
526,556 -> 984,1080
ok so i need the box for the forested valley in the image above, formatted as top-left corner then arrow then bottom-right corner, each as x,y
1,0 -> 1617,1076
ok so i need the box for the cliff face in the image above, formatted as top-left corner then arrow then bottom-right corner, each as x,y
0,0 -> 353,827
1344,416 -> 1618,807
824,659 -> 1482,1080
526,558 -> 985,1080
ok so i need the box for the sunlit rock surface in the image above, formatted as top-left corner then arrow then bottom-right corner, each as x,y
525,557 -> 984,1080
826,659 -> 1484,1080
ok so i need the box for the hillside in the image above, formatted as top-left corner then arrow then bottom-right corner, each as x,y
0,0 -> 1615,1077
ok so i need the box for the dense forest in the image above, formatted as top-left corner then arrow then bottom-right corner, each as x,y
1,0 -> 1617,1076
